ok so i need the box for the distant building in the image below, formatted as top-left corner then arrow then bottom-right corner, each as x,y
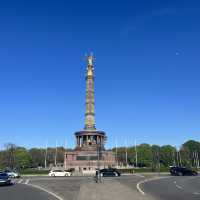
64,55 -> 115,173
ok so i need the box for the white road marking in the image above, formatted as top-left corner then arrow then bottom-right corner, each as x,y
15,178 -> 63,199
136,180 -> 146,195
175,184 -> 183,189
133,174 -> 145,178
193,192 -> 200,195
136,176 -> 172,196
18,179 -> 23,183
26,183 -> 64,200
173,180 -> 183,190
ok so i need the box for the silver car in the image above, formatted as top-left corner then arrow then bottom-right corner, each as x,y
4,170 -> 20,178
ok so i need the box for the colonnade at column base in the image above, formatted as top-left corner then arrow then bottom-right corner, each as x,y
74,130 -> 106,151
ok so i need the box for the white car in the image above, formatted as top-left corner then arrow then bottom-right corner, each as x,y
48,170 -> 71,177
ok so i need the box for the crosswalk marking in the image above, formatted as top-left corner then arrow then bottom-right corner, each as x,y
14,179 -> 29,184
193,192 -> 200,195
18,179 -> 23,183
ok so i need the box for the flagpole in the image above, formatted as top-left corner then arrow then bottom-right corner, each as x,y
179,151 -> 182,166
115,138 -> 118,168
195,151 -> 198,168
125,140 -> 128,167
176,147 -> 179,166
192,152 -> 194,167
55,140 -> 57,167
197,152 -> 199,168
44,141 -> 48,169
135,139 -> 138,168
64,139 -> 67,169
173,148 -> 176,166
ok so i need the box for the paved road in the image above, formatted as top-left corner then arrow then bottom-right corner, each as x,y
0,182 -> 59,200
141,175 -> 200,200
12,175 -> 147,200
3,175 -> 200,200
27,176 -> 89,200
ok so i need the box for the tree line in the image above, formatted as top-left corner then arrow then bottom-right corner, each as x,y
0,143 -> 68,170
0,140 -> 199,170
114,140 -> 200,169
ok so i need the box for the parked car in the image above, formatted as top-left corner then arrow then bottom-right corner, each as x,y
0,173 -> 12,186
4,170 -> 20,178
170,166 -> 198,176
99,168 -> 121,177
49,169 -> 71,177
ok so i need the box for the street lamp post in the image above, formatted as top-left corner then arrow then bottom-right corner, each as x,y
96,142 -> 102,183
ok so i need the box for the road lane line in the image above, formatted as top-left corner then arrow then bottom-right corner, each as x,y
136,176 -> 172,195
136,180 -> 146,195
27,183 -> 64,200
24,179 -> 29,184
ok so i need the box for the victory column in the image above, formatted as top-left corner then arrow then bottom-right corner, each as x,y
64,54 -> 115,174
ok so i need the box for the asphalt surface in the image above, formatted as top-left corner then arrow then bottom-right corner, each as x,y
0,182 -> 59,200
27,176 -> 89,200
2,175 -> 148,200
141,175 -> 200,200
1,174 -> 199,200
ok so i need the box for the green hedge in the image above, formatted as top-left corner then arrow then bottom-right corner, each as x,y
116,168 -> 135,174
135,167 -> 169,173
116,167 -> 170,174
20,168 -> 75,175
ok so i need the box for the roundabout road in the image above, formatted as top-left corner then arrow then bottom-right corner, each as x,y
141,175 -> 200,200
0,182 -> 60,200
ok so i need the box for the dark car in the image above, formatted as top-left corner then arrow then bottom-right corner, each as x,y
170,166 -> 198,176
100,168 -> 121,177
0,173 -> 12,186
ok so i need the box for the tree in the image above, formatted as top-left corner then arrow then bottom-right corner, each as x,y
179,146 -> 191,167
0,150 -> 5,169
137,144 -> 153,167
182,140 -> 200,152
152,145 -> 160,170
160,145 -> 176,167
29,148 -> 45,168
15,147 -> 31,169
181,140 -> 200,168
56,147 -> 65,164
3,143 -> 17,169
113,147 -> 126,166
29,146 -> 65,168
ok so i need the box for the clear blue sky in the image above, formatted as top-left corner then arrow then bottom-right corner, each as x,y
0,0 -> 200,149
